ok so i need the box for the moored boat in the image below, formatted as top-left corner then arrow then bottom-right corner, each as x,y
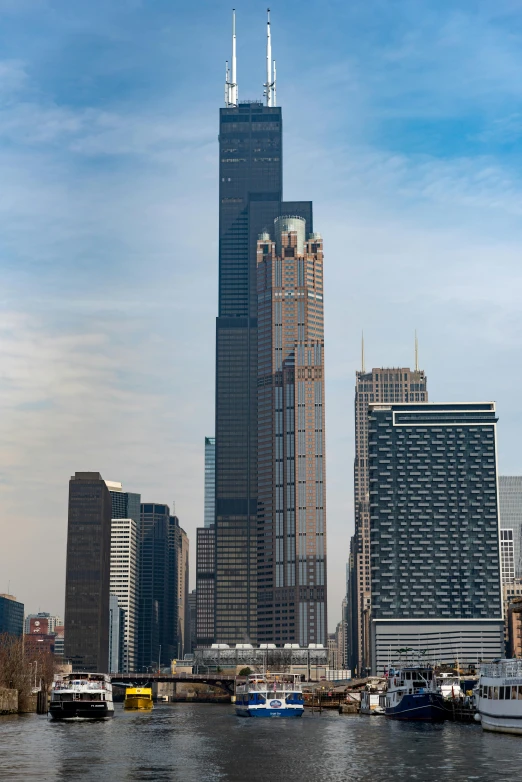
360,678 -> 385,715
436,671 -> 463,700
124,687 -> 154,710
381,665 -> 445,721
50,672 -> 114,720
235,673 -> 304,718
475,659 -> 522,735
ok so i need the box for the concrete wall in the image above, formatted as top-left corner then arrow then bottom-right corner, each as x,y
0,688 -> 18,714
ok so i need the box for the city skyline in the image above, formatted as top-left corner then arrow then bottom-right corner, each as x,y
3,2 -> 522,630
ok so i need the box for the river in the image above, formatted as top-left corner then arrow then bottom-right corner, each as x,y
1,704 -> 522,781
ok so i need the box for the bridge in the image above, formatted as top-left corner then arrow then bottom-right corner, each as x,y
110,672 -> 237,695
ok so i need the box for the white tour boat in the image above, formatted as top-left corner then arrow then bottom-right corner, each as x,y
476,659 -> 522,735
436,671 -> 463,700
235,673 -> 304,718
360,678 -> 386,715
50,672 -> 114,720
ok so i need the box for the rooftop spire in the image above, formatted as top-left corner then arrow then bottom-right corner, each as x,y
264,9 -> 276,106
225,9 -> 238,107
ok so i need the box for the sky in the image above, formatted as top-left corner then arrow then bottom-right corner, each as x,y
2,0 -> 522,631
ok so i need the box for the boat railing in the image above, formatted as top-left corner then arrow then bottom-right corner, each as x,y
480,660 -> 522,679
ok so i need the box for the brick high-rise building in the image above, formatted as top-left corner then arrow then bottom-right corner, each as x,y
256,216 -> 327,645
214,11 -> 313,643
64,472 -> 111,672
348,362 -> 428,674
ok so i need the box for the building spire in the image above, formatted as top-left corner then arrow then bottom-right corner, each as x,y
225,9 -> 238,107
415,329 -> 419,372
361,331 -> 365,373
264,9 -> 276,106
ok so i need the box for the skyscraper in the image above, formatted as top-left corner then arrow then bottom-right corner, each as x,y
107,481 -> 141,532
139,503 -> 178,670
214,11 -> 313,643
196,526 -> 215,647
204,437 -> 216,528
64,472 -> 111,672
110,518 -> 138,672
368,402 -> 504,671
499,477 -> 522,578
256,217 -> 327,645
177,525 -> 190,658
0,594 -> 24,637
349,360 -> 428,674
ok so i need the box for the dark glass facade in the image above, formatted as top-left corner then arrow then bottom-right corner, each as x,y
196,526 -> 215,647
369,403 -> 504,670
110,490 -> 141,529
138,504 -> 178,670
64,472 -> 111,672
0,595 -> 24,637
215,101 -> 312,643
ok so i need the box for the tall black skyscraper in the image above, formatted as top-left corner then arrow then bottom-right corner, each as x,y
64,472 -> 111,672
214,12 -> 313,643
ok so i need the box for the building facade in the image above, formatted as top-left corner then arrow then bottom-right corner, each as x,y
204,437 -> 216,528
368,402 -> 504,672
0,594 -> 24,637
110,518 -> 138,672
108,594 -> 122,673
256,217 -> 327,645
214,27 -> 314,644
64,472 -> 111,672
349,364 -> 428,674
106,481 -> 141,531
196,527 -> 215,647
139,503 -> 178,670
499,476 -> 522,578
177,526 -> 190,658
24,613 -> 62,636
188,589 -> 197,655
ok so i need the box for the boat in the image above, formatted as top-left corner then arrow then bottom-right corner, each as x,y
360,678 -> 386,715
49,672 -> 114,720
380,665 -> 445,721
124,687 -> 154,710
475,659 -> 522,735
235,673 -> 304,718
436,671 -> 463,700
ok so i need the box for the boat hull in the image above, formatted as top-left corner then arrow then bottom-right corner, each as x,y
236,706 -> 303,718
49,701 -> 114,720
385,694 -> 445,722
124,697 -> 153,711
480,713 -> 522,735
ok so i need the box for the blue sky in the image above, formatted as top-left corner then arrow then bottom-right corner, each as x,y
2,0 -> 522,630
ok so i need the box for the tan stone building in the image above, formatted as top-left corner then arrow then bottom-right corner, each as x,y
256,215 -> 327,646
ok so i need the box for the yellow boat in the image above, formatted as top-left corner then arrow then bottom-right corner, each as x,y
124,687 -> 153,710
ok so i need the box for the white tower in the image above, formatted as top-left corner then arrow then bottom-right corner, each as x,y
225,9 -> 238,107
264,8 -> 276,106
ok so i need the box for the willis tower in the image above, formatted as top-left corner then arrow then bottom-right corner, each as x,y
214,11 -> 326,644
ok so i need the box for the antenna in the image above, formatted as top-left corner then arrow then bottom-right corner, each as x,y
361,332 -> 365,373
264,9 -> 276,107
415,330 -> 419,372
225,10 -> 238,107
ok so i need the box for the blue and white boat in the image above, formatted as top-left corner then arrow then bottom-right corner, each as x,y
235,673 -> 304,718
381,665 -> 445,721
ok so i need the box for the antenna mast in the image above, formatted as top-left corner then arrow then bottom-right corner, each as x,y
225,10 -> 238,107
264,9 -> 276,106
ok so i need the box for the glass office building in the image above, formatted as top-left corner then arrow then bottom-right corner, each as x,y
204,437 -> 216,528
499,476 -> 522,578
368,403 -> 504,672
0,594 -> 24,637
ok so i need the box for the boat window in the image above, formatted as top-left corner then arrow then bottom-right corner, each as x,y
512,686 -> 518,700
499,687 -> 505,700
517,687 -> 522,700
493,687 -> 499,700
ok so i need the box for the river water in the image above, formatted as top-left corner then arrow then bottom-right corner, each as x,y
1,704 -> 522,781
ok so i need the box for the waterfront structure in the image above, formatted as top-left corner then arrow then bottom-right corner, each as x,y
196,527 -> 215,647
64,472 -> 111,672
256,218 -> 327,645
177,526 -> 190,658
110,518 -> 138,672
349,360 -> 428,674
499,477 -> 522,578
368,402 -> 504,672
214,12 -> 313,643
204,437 -> 216,528
139,503 -> 178,670
193,642 -> 328,680
0,594 -> 24,637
